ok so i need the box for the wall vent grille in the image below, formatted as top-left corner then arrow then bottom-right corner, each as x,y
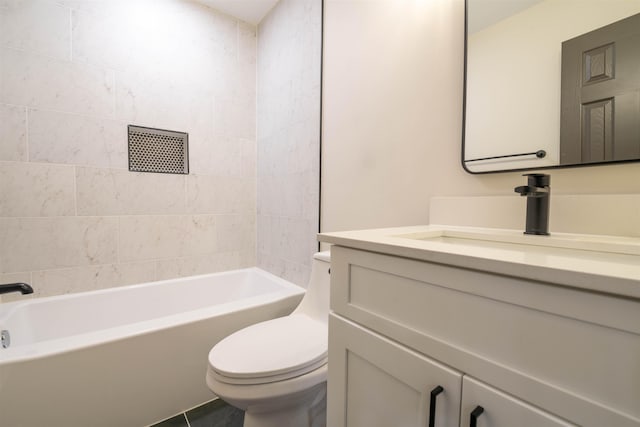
128,125 -> 189,174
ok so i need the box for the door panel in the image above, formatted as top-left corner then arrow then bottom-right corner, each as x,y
560,13 -> 640,164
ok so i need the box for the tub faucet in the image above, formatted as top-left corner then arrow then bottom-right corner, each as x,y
514,173 -> 550,235
0,282 -> 34,295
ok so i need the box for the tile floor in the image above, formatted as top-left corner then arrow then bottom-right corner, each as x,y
152,399 -> 244,427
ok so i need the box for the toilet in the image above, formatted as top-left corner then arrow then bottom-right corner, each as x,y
206,251 -> 331,427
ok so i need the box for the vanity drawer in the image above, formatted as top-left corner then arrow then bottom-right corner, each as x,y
460,376 -> 575,427
330,246 -> 640,427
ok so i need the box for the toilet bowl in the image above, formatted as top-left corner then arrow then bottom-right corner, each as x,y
206,251 -> 331,427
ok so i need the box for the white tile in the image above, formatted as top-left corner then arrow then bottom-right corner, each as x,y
257,252 -> 285,281
0,0 -> 71,61
72,1 -> 223,75
0,216 -> 118,273
0,161 -> 76,217
118,215 -> 218,262
216,214 -> 256,253
189,135 -> 255,177
257,214 -> 271,254
115,67 -> 214,133
155,252 -> 242,281
186,174 -> 255,214
56,0 -> 120,15
257,252 -> 309,288
238,21 -> 257,66
76,167 -> 186,216
258,174 -> 307,217
255,0 -> 321,285
280,260 -> 310,288
71,5 -> 150,72
210,8 -> 238,60
267,216 -> 316,266
0,47 -> 115,117
241,137 -> 257,179
213,94 -> 256,140
28,109 -> 127,168
0,103 -> 27,161
30,261 -> 156,298
239,249 -> 256,268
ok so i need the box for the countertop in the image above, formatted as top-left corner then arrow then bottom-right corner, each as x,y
318,225 -> 640,299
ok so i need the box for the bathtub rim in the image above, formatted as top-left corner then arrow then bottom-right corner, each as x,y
0,267 -> 305,365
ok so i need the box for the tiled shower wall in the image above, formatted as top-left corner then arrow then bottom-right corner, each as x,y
257,0 -> 322,287
0,0 -> 257,301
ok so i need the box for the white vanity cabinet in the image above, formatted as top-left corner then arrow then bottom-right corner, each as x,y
322,240 -> 640,427
329,313 -> 574,427
328,314 -> 463,427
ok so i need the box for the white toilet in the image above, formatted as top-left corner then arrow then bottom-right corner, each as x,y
206,251 -> 331,427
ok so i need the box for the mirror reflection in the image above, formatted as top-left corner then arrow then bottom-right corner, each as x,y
463,0 -> 640,173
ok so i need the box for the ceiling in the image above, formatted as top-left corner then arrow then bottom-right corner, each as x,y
197,0 -> 280,25
468,0 -> 543,34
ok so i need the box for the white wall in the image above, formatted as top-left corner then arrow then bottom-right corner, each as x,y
322,0 -> 640,236
0,0 -> 257,301
322,0 -> 464,232
466,0 -> 640,172
257,0 -> 322,287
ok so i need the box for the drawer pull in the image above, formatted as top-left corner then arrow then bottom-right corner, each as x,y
470,406 -> 484,427
428,385 -> 444,427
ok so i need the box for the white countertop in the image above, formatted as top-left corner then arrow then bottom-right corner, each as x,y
318,225 -> 640,299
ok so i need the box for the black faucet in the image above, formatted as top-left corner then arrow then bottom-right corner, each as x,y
514,174 -> 550,235
0,283 -> 34,296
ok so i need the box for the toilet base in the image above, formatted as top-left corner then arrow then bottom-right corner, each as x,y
242,383 -> 326,427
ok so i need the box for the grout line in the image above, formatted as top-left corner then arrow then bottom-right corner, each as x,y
184,174 -> 188,214
73,165 -> 78,216
25,107 -> 30,162
116,216 -> 121,265
69,8 -> 73,62
236,20 -> 240,63
183,412 -> 191,427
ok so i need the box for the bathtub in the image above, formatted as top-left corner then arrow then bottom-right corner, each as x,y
0,268 -> 305,427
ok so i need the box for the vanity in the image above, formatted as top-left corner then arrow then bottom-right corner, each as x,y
319,226 -> 640,427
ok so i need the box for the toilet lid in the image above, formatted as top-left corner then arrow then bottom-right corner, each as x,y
208,314 -> 327,385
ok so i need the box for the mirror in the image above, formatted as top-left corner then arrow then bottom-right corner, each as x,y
463,0 -> 640,173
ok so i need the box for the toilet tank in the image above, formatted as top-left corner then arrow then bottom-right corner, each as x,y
292,251 -> 331,323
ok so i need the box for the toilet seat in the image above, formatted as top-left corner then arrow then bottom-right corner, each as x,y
208,314 -> 327,385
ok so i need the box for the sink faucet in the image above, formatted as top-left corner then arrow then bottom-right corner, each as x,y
0,282 -> 34,296
514,173 -> 550,235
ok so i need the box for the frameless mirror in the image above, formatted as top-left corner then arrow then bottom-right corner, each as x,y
463,0 -> 640,173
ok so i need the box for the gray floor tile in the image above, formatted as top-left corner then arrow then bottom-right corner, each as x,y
186,399 -> 244,427
151,413 -> 189,427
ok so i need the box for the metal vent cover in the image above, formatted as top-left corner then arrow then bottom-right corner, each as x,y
128,125 -> 189,174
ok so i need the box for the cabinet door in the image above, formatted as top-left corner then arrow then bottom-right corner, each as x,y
460,376 -> 576,427
327,314 -> 462,427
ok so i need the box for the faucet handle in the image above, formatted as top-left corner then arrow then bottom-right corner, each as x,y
514,185 -> 549,197
523,173 -> 550,187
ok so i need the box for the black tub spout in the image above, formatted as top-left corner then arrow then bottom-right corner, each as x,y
0,283 -> 34,295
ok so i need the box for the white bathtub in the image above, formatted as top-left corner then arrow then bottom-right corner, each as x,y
0,268 -> 304,427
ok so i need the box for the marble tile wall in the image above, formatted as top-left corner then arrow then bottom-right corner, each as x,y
256,0 -> 322,287
0,0 -> 257,302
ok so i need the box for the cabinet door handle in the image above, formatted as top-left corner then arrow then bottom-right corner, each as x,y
428,385 -> 444,427
470,405 -> 484,427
